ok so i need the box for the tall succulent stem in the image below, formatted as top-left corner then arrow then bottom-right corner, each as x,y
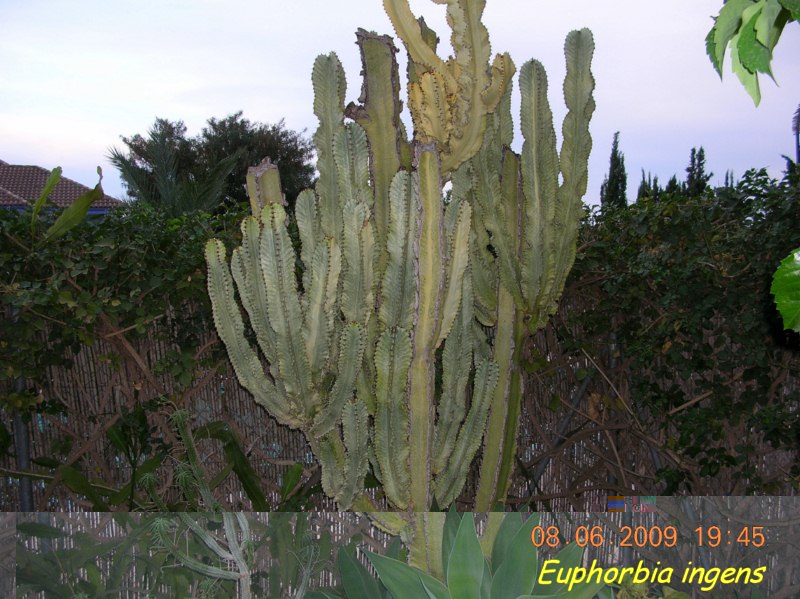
205,0 -> 595,524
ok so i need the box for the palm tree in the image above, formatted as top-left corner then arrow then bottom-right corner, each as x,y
109,126 -> 240,218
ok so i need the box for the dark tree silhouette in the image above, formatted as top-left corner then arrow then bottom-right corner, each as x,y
109,113 -> 314,215
600,131 -> 627,209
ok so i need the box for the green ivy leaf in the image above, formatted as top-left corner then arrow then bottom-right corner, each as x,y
712,0 -> 758,69
705,26 -> 721,75
778,0 -> 800,19
730,32 -> 762,104
771,247 -> 800,332
737,11 -> 773,74
31,456 -> 62,468
756,0 -> 785,46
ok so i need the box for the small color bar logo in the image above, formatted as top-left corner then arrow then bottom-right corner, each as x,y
605,496 -> 657,512
607,496 -> 626,512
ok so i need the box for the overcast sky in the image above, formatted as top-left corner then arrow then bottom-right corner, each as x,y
1,0 -> 799,205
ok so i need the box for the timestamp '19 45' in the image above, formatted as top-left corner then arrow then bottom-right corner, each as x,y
695,526 -> 765,547
530,525 -> 767,549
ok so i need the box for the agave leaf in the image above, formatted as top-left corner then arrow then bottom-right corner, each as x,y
441,508 -> 462,580
338,545 -> 382,599
446,515 -> 485,599
489,513 -> 526,574
366,551 -> 450,599
489,515 -> 541,599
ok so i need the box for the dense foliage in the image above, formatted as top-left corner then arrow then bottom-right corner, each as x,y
568,163 -> 800,493
1,201 -> 256,507
109,113 -> 315,214
1,202 -> 241,407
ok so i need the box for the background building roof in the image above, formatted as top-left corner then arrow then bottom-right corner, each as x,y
0,162 -> 122,210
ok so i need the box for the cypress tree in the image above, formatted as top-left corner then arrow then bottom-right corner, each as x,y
600,131 -> 628,209
685,146 -> 712,196
636,170 -> 661,201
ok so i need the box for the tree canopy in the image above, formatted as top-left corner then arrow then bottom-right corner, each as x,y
109,112 -> 315,215
636,147 -> 713,201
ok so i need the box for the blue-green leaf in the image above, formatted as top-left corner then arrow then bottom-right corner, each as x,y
490,515 -> 540,599
366,551 -> 450,599
338,545 -> 382,599
480,559 -> 492,599
447,515 -> 485,599
441,508 -> 462,580
490,513 -> 526,574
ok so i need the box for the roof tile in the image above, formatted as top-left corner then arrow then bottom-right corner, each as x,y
0,162 -> 122,209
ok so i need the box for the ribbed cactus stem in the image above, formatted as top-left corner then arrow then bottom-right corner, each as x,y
346,30 -> 409,276
408,144 -> 444,511
474,286 -> 516,511
205,0 -> 594,519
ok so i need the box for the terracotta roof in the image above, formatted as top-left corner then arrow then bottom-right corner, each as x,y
0,162 -> 121,210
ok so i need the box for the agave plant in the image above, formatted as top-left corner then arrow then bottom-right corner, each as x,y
308,513 -> 605,599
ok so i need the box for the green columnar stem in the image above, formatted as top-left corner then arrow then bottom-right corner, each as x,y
474,286 -> 516,511
494,317 -> 526,504
347,30 -> 407,276
409,145 -> 444,511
